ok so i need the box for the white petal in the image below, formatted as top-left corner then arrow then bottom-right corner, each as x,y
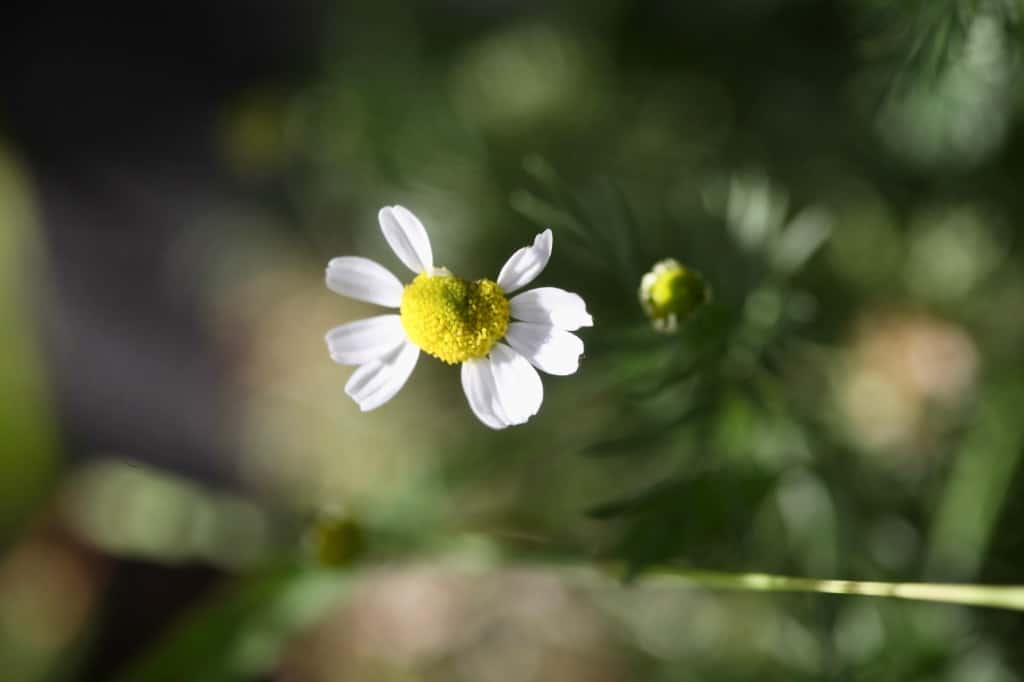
509,287 -> 593,331
345,341 -> 420,411
461,359 -> 509,430
496,229 -> 553,294
325,315 -> 406,365
378,205 -> 433,274
488,342 -> 543,425
504,322 -> 585,376
326,256 -> 404,308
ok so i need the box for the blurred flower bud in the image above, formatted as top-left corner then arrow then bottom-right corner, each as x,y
638,259 -> 710,333
306,514 -> 364,568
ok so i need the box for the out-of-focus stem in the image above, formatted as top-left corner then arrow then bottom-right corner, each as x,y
635,567 -> 1024,611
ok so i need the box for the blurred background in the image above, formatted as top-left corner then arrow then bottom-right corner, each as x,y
2,0 -> 1024,680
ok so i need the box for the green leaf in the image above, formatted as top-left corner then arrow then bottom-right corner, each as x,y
115,565 -> 349,682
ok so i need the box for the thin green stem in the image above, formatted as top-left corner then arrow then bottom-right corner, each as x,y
636,567 -> 1024,611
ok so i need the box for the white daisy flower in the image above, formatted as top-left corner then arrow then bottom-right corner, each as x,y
325,205 -> 593,429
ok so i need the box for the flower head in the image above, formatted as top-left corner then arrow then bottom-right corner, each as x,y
325,206 -> 593,428
638,258 -> 710,333
399,273 -> 510,364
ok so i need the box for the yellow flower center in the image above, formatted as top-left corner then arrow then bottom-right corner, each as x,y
647,262 -> 704,321
400,272 -> 510,364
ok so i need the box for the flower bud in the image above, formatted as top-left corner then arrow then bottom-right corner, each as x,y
638,259 -> 710,333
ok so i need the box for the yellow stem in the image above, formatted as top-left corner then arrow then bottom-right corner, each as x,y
637,567 -> 1024,611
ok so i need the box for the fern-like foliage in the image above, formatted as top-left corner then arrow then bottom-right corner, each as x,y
514,163 -> 834,575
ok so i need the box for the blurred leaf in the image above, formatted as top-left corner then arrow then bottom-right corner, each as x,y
0,143 -> 59,537
508,189 -> 589,240
926,375 -> 1024,580
857,0 -> 983,93
116,566 -> 349,682
590,472 -> 776,574
770,205 -> 833,274
582,405 -> 706,458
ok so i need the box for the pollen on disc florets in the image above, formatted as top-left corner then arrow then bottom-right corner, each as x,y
400,272 -> 510,364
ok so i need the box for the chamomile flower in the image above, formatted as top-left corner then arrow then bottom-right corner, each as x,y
325,206 -> 593,429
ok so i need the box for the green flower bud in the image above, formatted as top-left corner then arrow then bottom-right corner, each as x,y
639,259 -> 710,333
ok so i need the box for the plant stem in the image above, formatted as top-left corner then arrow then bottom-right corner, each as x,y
636,567 -> 1024,611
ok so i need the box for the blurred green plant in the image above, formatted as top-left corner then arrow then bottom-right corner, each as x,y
0,143 -> 59,541
116,566 -> 349,682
